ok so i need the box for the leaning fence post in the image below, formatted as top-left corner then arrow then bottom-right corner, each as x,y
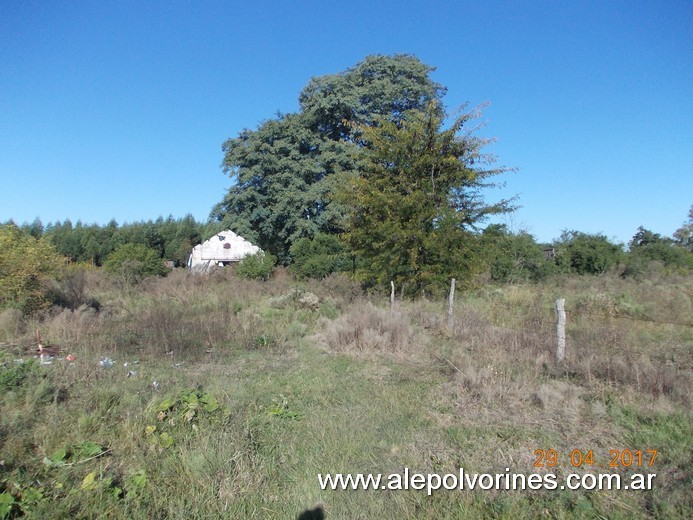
390,280 -> 395,309
556,298 -> 566,362
447,278 -> 456,328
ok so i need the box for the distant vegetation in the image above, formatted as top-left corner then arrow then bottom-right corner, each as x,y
2,213 -> 691,314
5,214 -> 207,268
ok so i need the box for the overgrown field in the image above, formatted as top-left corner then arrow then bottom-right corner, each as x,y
0,269 -> 691,519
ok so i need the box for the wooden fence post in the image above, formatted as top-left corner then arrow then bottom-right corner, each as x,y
390,280 -> 395,309
447,278 -> 456,328
556,298 -> 566,362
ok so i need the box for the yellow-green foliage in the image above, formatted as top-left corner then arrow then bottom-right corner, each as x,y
0,224 -> 63,313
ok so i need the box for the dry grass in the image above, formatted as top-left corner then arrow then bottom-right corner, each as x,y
0,268 -> 690,518
318,302 -> 419,355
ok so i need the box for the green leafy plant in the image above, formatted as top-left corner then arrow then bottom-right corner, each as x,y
0,493 -> 15,519
253,334 -> 274,348
43,441 -> 107,467
235,252 -> 276,281
0,224 -> 63,313
0,359 -> 39,392
290,233 -> 350,279
103,243 -> 169,285
79,472 -> 122,498
155,388 -> 222,429
126,470 -> 148,497
267,394 -> 304,421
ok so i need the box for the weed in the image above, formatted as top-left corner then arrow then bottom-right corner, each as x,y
0,359 -> 39,392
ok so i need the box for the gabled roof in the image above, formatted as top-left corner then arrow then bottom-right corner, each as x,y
188,230 -> 261,272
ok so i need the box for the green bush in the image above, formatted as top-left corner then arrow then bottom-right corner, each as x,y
554,231 -> 623,275
0,359 -> 39,393
290,233 -> 351,279
623,226 -> 693,277
0,224 -> 63,313
235,252 -> 276,281
103,243 -> 168,285
480,225 -> 555,283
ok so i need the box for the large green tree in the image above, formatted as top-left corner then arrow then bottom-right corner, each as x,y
339,102 -> 515,293
211,54 -> 445,263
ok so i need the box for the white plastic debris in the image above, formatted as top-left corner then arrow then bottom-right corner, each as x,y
99,357 -> 114,368
127,370 -> 137,377
151,381 -> 160,389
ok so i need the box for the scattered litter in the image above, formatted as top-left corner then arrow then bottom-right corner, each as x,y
99,357 -> 114,368
39,355 -> 53,365
66,354 -> 76,362
127,370 -> 137,378
173,363 -> 182,368
151,381 -> 160,390
14,359 -> 24,364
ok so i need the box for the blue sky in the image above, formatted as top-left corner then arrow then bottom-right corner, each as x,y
1,0 -> 691,245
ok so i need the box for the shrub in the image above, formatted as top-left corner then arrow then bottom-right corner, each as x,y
554,231 -> 623,275
480,225 -> 556,282
290,233 -> 350,279
0,224 -> 63,313
235,252 -> 276,281
626,243 -> 693,275
103,243 -> 168,285
0,359 -> 39,392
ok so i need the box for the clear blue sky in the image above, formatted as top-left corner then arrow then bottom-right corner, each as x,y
1,0 -> 691,245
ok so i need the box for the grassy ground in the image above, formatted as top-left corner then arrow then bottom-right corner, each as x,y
0,269 -> 690,518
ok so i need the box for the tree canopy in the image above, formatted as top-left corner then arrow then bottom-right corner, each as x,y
211,54 -> 446,263
339,101 -> 515,293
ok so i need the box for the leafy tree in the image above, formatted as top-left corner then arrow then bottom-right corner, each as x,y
212,114 -> 345,262
673,205 -> 693,251
290,233 -> 351,279
624,225 -> 693,275
21,218 -> 44,238
554,231 -> 623,275
103,243 -> 168,285
211,54 -> 445,263
235,252 -> 276,281
0,224 -> 63,313
299,54 -> 445,139
629,226 -> 670,248
339,102 -> 515,293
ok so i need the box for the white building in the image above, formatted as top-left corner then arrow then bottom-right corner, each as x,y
187,230 -> 261,274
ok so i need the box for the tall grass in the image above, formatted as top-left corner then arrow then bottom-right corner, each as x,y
0,268 -> 690,518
